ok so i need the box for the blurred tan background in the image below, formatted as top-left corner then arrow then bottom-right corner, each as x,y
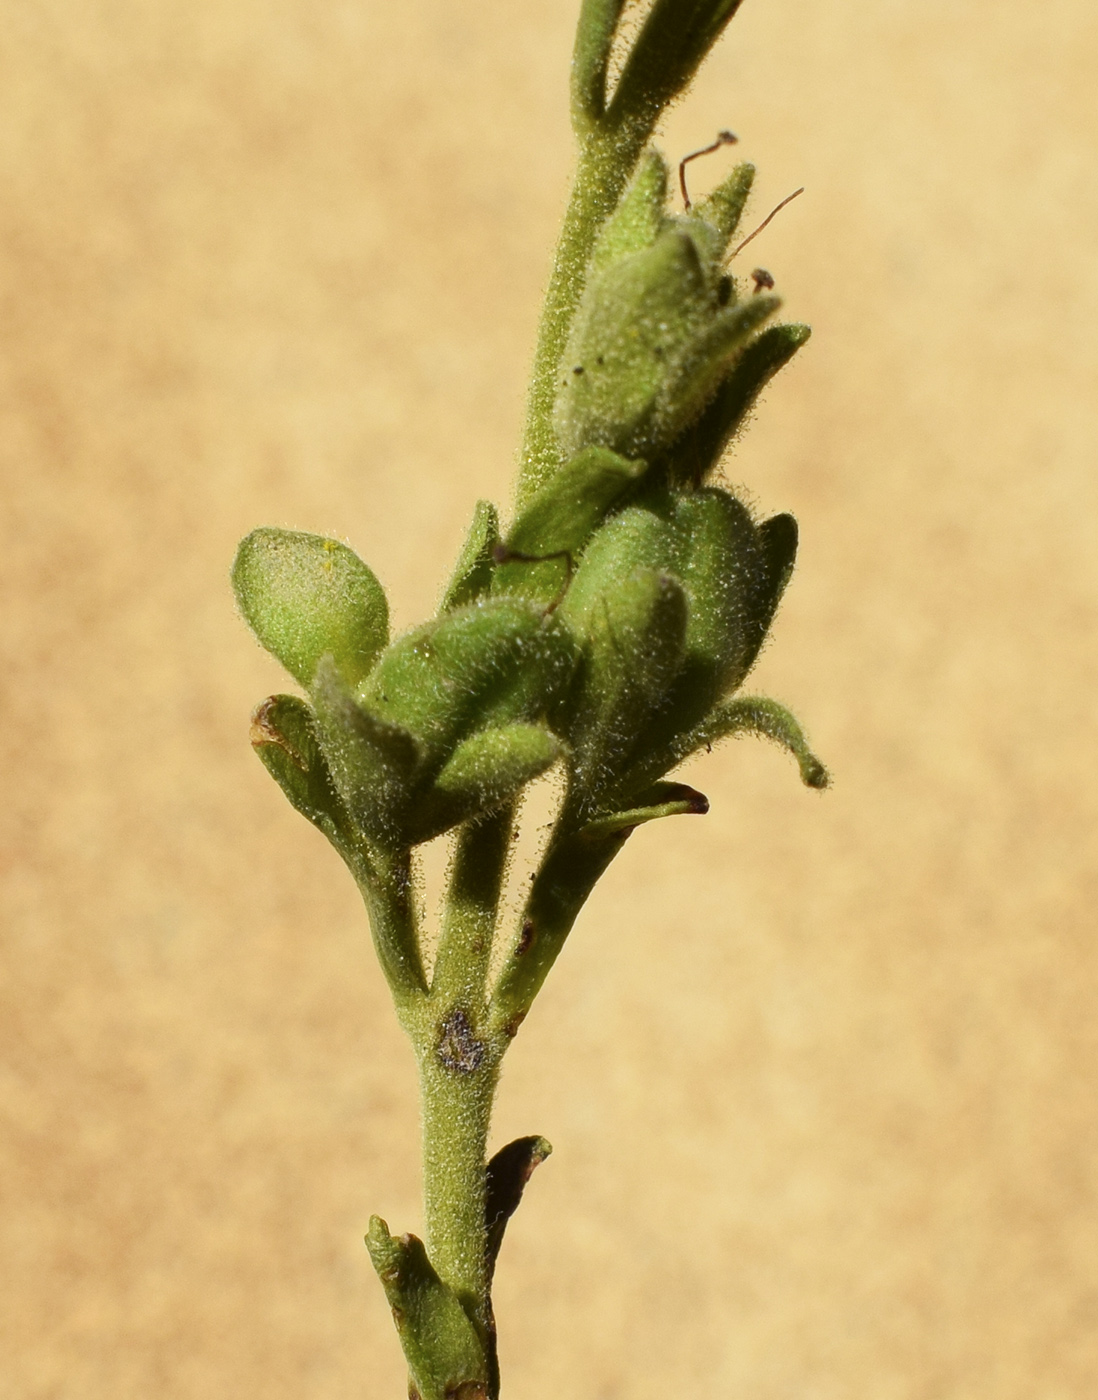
2,1 -> 1097,1396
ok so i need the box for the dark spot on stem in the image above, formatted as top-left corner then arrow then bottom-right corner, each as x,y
572,364 -> 585,374
504,1010 -> 527,1039
436,1008 -> 486,1075
515,920 -> 535,956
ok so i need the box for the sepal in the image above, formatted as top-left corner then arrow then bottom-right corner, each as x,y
493,446 -> 648,604
415,724 -> 565,843
651,293 -> 780,451
365,1217 -> 489,1400
578,781 -> 708,839
693,161 -> 755,249
667,323 -> 810,486
441,501 -> 500,612
232,527 -> 388,689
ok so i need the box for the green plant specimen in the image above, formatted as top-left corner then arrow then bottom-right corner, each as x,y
233,2 -> 825,1395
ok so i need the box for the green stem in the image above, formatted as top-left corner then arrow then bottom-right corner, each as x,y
417,1050 -> 500,1335
489,796 -> 630,1036
352,843 -> 427,1015
431,808 -> 512,1005
415,810 -> 514,1336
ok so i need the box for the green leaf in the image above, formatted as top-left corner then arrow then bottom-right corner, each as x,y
667,323 -> 811,485
589,150 -> 668,272
441,501 -> 500,612
249,693 -> 351,845
232,528 -> 388,690
366,1217 -> 489,1400
693,161 -> 756,249
691,695 -> 829,788
571,0 -> 629,127
609,0 -> 749,131
578,781 -> 709,838
311,656 -> 421,846
414,724 -> 565,844
493,446 -> 648,603
358,599 -> 576,774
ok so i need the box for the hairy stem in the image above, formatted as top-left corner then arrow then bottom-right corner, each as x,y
414,810 -> 513,1340
418,1049 -> 501,1337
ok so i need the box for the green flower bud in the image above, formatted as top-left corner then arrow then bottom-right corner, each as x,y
552,146 -> 803,480
554,224 -> 718,460
558,564 -> 687,798
232,527 -> 389,690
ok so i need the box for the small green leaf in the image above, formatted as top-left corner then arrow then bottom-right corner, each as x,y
693,161 -> 756,249
441,500 -> 500,612
435,723 -> 563,805
494,447 -> 648,603
608,0 -> 749,130
571,0 -> 630,127
668,322 -> 810,485
232,528 -> 388,689
365,1217 -> 489,1400
249,693 -> 351,845
692,695 -> 829,788
578,780 -> 708,838
312,657 -> 421,846
414,724 -> 565,843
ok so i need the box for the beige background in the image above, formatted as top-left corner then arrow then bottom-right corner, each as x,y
2,1 -> 1097,1396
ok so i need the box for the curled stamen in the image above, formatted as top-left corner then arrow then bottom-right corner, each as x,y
678,129 -> 738,211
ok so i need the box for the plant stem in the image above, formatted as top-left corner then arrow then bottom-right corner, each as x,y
416,810 -> 513,1335
353,843 -> 427,1013
417,1050 -> 500,1335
